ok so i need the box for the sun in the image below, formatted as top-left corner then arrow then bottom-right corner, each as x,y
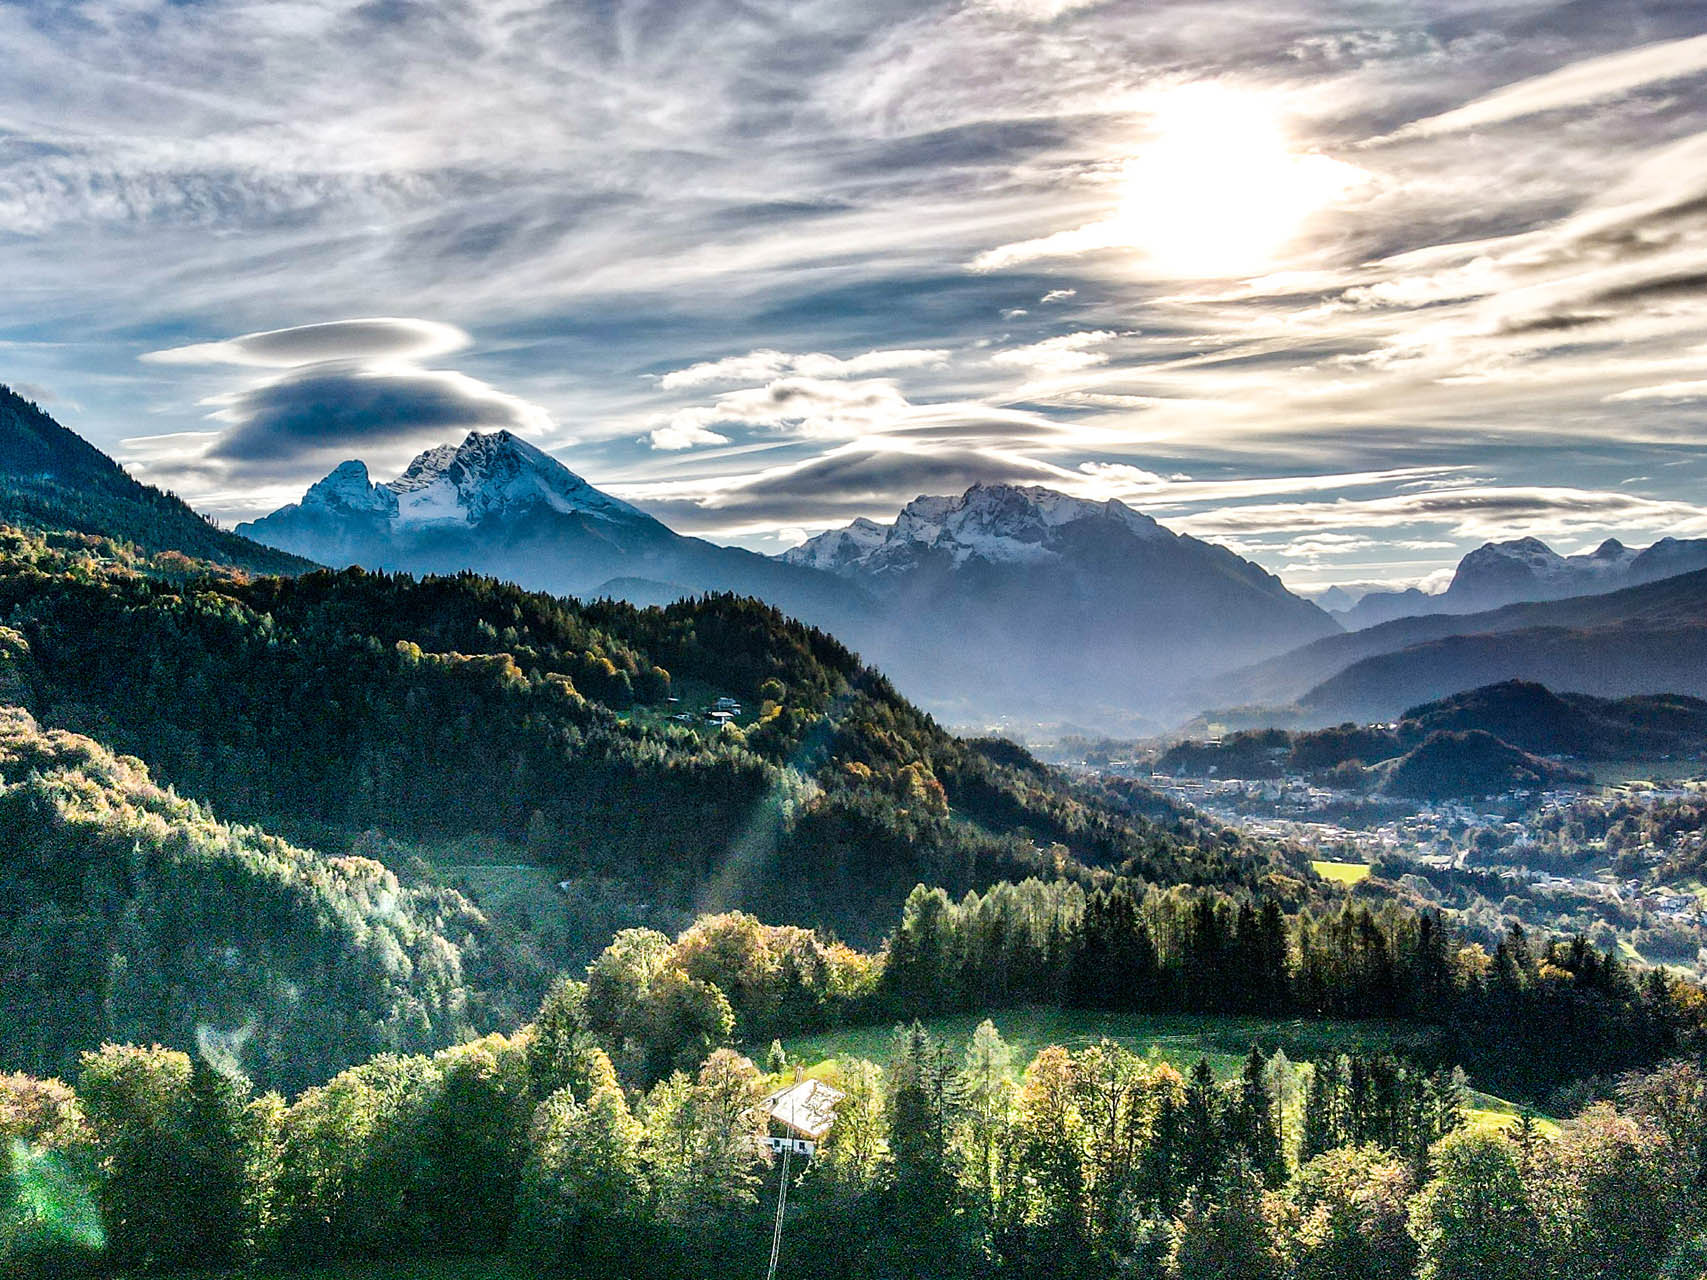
1112,84 -> 1366,278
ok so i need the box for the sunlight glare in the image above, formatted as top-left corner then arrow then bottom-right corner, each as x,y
1114,84 -> 1366,278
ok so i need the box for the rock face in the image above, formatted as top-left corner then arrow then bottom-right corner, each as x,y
788,484 -> 1169,576
782,483 -> 1339,726
781,516 -> 889,574
1334,536 -> 1707,629
248,432 -> 647,551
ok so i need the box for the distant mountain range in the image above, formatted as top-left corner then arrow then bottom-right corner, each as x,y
17,392 -> 1707,736
1336,535 -> 1707,628
237,429 -> 866,631
0,384 -> 309,575
242,446 -> 1342,727
779,484 -> 1339,723
1210,568 -> 1707,726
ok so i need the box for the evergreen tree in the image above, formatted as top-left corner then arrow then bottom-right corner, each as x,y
1232,1046 -> 1285,1187
1182,1058 -> 1222,1189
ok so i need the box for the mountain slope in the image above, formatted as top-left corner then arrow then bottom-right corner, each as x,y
1299,621 -> 1707,724
1337,535 -> 1707,629
1164,680 -> 1707,781
1213,567 -> 1707,720
783,484 -> 1340,726
0,384 -> 313,575
239,431 -> 867,629
0,699 -> 522,1093
0,526 -> 1294,954
1397,681 -> 1707,760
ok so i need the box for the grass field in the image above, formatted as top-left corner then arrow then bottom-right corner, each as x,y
786,1006 -> 1426,1081
784,1006 -> 1549,1132
1311,859 -> 1373,885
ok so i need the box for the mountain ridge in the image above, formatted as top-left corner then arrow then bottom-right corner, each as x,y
778,482 -> 1340,726
245,451 -> 1341,728
1209,568 -> 1707,726
0,383 -> 313,575
238,430 -> 870,634
1336,533 -> 1707,628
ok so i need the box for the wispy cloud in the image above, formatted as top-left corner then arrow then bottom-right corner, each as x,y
8,0 -> 1707,593
658,348 -> 950,390
1391,33 -> 1707,139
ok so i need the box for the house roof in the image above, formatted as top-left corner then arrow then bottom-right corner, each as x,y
761,1078 -> 845,1139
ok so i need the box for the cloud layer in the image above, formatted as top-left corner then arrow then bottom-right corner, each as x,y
5,0 -> 1707,588
140,319 -> 550,484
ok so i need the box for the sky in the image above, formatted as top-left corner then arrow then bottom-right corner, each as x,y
6,0 -> 1707,597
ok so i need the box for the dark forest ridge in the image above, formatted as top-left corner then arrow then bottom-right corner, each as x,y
0,384 -> 312,576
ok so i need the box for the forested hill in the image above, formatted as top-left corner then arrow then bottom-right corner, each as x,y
0,701 -> 527,1093
0,527 -> 1301,950
0,384 -> 312,575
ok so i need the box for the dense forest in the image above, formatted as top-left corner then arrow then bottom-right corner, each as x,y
0,523 -> 1310,1091
0,524 -> 1291,947
0,702 -> 540,1093
4,965 -> 1705,1280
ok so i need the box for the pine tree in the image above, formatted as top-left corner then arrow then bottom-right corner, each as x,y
1234,1046 -> 1285,1186
1182,1058 -> 1222,1188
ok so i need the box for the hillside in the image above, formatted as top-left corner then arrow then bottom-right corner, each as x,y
1209,568 -> 1707,723
1376,730 -> 1591,800
1161,680 -> 1702,785
0,526 -> 1296,958
0,384 -> 312,575
1398,681 -> 1707,760
1300,621 -> 1707,724
0,700 -> 528,1093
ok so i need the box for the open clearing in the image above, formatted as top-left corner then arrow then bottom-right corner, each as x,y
1311,859 -> 1373,885
785,1006 -> 1546,1131
786,1006 -> 1425,1080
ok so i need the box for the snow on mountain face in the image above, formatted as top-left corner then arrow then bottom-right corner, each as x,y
301,460 -> 399,518
792,483 -> 1170,575
1449,535 -> 1639,601
298,431 -> 645,530
781,517 -> 890,572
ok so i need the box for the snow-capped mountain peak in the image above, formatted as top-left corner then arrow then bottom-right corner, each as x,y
781,516 -> 890,572
301,459 -> 400,518
291,431 -> 647,531
781,482 -> 1171,576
